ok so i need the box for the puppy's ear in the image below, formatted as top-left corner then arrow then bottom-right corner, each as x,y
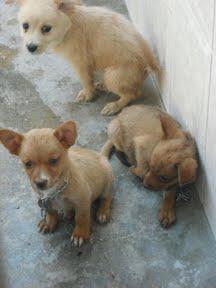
55,0 -> 82,12
0,129 -> 23,155
54,121 -> 77,148
160,114 -> 179,139
178,158 -> 198,186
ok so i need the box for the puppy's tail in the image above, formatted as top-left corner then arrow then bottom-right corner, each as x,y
142,42 -> 163,89
151,61 -> 163,89
146,58 -> 163,90
101,140 -> 132,167
101,140 -> 115,159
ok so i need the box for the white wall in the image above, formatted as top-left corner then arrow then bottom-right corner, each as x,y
126,0 -> 216,237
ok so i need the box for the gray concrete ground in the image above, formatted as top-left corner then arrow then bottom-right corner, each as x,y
0,1 -> 216,287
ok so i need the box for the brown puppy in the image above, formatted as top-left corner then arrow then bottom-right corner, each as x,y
0,121 -> 113,246
14,0 -> 161,116
102,105 -> 198,228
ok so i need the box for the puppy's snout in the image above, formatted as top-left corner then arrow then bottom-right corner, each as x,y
143,180 -> 152,190
143,174 -> 153,190
143,182 -> 149,189
27,43 -> 38,53
35,180 -> 48,190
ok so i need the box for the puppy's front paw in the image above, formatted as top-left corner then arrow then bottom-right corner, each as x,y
158,207 -> 176,229
129,166 -> 144,178
97,210 -> 110,224
75,89 -> 93,103
71,226 -> 90,247
101,102 -> 121,116
37,219 -> 57,234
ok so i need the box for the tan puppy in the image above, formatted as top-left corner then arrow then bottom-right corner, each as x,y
15,0 -> 161,115
0,121 -> 113,246
102,105 -> 198,228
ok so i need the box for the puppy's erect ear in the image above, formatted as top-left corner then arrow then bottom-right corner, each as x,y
160,114 -> 179,139
0,129 -> 23,155
54,121 -> 77,148
55,0 -> 82,12
178,158 -> 198,186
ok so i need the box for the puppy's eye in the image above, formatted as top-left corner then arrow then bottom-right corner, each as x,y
159,175 -> 170,183
41,25 -> 52,34
23,22 -> 29,32
25,160 -> 33,169
48,158 -> 58,166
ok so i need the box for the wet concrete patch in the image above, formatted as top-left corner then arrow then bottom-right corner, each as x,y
7,18 -> 18,26
0,44 -> 17,69
0,69 -> 60,131
57,76 -> 72,88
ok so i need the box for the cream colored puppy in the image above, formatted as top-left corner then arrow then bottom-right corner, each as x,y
0,121 -> 113,246
15,0 -> 161,115
102,105 -> 198,228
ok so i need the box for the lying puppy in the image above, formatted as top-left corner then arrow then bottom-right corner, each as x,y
0,121 -> 113,246
14,0 -> 161,116
102,105 -> 198,228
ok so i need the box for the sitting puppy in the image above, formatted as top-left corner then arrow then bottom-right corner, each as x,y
102,105 -> 198,228
15,0 -> 161,116
0,121 -> 113,246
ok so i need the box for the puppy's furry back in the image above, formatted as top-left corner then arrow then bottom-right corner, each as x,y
57,4 -> 161,75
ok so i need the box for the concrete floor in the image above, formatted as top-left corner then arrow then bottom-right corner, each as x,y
0,1 -> 216,287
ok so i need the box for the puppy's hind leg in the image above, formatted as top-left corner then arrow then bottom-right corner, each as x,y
101,66 -> 143,116
101,93 -> 137,116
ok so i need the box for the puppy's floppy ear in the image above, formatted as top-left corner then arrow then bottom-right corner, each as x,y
55,0 -> 82,12
178,158 -> 198,186
54,121 -> 77,148
160,114 -> 179,139
0,129 -> 23,155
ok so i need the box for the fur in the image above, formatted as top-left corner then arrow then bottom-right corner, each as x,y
0,121 -> 113,246
17,0 -> 161,115
101,105 -> 198,228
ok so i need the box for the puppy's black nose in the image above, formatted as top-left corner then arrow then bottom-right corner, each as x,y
27,43 -> 38,53
35,180 -> 48,190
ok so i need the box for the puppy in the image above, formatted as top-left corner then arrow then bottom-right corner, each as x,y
102,105 -> 198,228
0,121 -> 113,246
15,0 -> 161,116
